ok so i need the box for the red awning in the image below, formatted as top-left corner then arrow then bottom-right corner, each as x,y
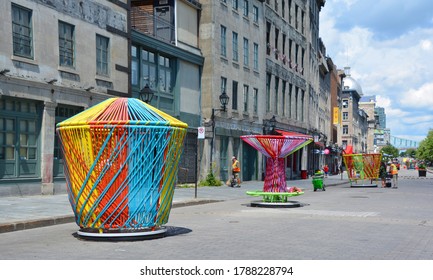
314,141 -> 325,148
276,130 -> 324,148
275,129 -> 310,138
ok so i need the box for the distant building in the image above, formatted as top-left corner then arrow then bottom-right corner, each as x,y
375,106 -> 386,129
340,67 -> 368,153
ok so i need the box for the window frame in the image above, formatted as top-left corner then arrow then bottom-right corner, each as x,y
220,25 -> 227,57
96,34 -> 110,76
58,21 -> 75,68
11,4 -> 33,59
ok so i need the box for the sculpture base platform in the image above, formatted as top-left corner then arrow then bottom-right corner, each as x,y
250,200 -> 302,208
77,226 -> 167,241
246,190 -> 303,208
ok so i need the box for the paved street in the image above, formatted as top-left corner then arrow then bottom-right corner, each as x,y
0,168 -> 432,261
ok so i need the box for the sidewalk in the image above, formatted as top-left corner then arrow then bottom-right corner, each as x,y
0,168 -> 431,234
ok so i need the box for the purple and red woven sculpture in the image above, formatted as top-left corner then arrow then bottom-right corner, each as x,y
241,135 -> 312,192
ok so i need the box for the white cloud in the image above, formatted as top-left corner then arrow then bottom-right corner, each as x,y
420,40 -> 432,50
399,83 -> 433,108
320,0 -> 433,142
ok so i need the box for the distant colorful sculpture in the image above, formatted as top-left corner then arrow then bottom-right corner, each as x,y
343,153 -> 382,183
56,98 -> 187,237
241,135 -> 312,193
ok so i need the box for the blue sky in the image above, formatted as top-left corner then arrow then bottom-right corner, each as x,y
319,0 -> 433,142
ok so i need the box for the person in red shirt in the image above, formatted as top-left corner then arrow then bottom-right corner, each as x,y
323,164 -> 329,178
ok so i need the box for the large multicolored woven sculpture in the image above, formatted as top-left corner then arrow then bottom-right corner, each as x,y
56,98 -> 187,238
343,153 -> 382,187
241,135 -> 312,195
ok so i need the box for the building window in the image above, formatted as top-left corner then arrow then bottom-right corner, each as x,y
12,4 -> 33,59
0,98 -> 40,179
253,88 -> 258,114
266,73 -> 271,112
282,81 -> 286,116
232,32 -> 238,62
96,34 -> 109,76
243,0 -> 249,17
131,45 -> 138,86
343,112 -> 348,120
288,83 -> 292,118
253,43 -> 259,70
342,99 -> 349,108
136,47 -> 176,113
221,77 -> 227,95
220,25 -> 227,57
141,49 -> 157,89
274,28 -> 279,60
243,38 -> 249,66
158,55 -> 172,93
232,81 -> 238,110
253,5 -> 259,23
243,85 -> 249,113
232,0 -> 238,10
274,77 -> 279,114
58,21 -> 75,68
343,125 -> 349,135
300,89 -> 304,122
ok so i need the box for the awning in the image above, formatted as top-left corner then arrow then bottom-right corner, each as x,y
314,141 -> 325,148
275,129 -> 310,138
275,129 -> 324,148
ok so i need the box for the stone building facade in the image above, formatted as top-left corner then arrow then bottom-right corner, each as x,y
0,0 -> 129,195
199,0 -> 327,182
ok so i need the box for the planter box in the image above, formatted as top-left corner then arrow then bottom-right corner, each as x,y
419,169 -> 427,177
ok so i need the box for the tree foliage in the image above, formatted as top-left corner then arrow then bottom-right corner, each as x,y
380,144 -> 399,160
401,148 -> 417,158
416,129 -> 433,165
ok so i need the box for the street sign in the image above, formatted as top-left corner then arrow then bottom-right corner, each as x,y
198,126 -> 205,139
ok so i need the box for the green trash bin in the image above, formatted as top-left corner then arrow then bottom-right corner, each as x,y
312,171 -> 325,191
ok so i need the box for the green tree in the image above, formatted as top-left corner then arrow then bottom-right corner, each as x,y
405,148 -> 417,158
416,129 -> 433,165
380,144 -> 399,160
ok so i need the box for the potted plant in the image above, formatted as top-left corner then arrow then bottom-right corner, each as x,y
418,162 -> 427,177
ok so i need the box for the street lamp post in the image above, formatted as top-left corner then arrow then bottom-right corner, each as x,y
263,115 -> 277,135
139,84 -> 154,103
312,129 -> 320,173
261,115 -> 277,180
209,91 -> 230,172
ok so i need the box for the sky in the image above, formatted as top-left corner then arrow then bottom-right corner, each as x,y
319,0 -> 433,143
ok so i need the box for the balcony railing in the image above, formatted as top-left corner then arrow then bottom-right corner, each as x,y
131,10 -> 175,44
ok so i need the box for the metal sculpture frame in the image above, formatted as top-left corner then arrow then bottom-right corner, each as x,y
342,153 -> 382,187
56,98 -> 187,239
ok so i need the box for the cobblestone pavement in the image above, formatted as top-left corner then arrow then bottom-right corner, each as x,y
0,168 -> 432,260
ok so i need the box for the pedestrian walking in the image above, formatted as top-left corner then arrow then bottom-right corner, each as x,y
379,161 -> 387,187
231,156 -> 241,187
391,160 -> 399,188
388,161 -> 398,188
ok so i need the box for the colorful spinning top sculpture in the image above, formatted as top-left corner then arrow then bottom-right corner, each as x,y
241,134 -> 312,203
56,97 -> 187,238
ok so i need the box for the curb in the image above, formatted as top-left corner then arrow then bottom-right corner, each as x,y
0,199 -> 223,235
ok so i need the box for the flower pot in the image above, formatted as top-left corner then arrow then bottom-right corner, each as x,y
419,169 -> 427,177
